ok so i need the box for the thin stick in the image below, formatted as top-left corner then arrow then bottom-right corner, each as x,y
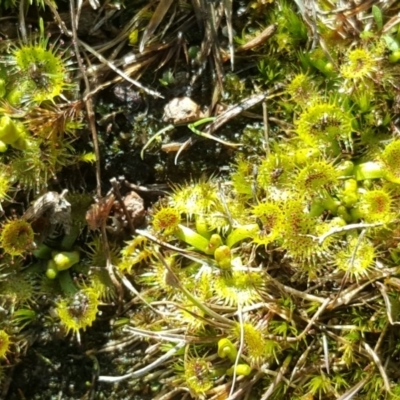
363,342 -> 391,392
69,0 -> 125,305
19,0 -> 27,44
266,273 -> 326,303
316,221 -> 390,245
98,341 -> 186,383
78,39 -> 163,99
229,304 -> 244,398
68,0 -> 101,197
262,101 -> 270,156
336,376 -> 371,400
236,24 -> 277,53
332,229 -> 366,304
155,249 -> 234,327
110,178 -> 135,234
260,354 -> 292,400
45,0 -> 70,36
295,297 -> 330,341
221,24 -> 278,61
376,282 -> 400,326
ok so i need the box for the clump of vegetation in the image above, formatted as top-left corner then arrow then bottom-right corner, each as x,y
1,1 -> 400,399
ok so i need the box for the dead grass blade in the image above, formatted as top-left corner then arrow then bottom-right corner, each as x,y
140,0 -> 175,52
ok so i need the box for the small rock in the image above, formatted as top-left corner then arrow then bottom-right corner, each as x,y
163,97 -> 205,125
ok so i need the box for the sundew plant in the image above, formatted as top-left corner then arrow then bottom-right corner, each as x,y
1,1 -> 400,399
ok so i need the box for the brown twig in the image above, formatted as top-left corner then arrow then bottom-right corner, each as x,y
110,178 -> 135,235
69,0 -> 123,307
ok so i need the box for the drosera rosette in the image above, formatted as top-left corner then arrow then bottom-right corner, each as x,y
232,320 -> 280,367
0,265 -> 38,308
334,236 -> 376,280
256,152 -> 296,195
251,200 -> 283,246
0,330 -> 10,359
279,197 -> 333,265
380,139 -> 400,184
293,159 -> 340,198
204,194 -> 250,234
8,135 -> 74,190
85,235 -> 120,269
83,237 -> 119,303
137,255 -> 185,298
212,268 -> 264,307
170,178 -> 220,218
351,188 -> 395,224
86,268 -> 117,304
340,46 -> 382,83
0,165 -> 12,202
295,101 -> 354,155
55,287 -> 100,342
3,21 -> 75,106
286,72 -> 318,107
151,205 -> 181,236
118,235 -> 153,274
177,351 -> 215,398
279,197 -> 317,261
0,218 -> 35,257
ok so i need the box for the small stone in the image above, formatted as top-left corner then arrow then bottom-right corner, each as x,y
163,97 -> 205,125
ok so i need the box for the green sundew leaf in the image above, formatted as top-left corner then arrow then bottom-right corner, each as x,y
372,5 -> 383,31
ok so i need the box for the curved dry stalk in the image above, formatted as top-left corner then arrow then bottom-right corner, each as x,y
336,375 -> 372,400
18,0 -> 27,44
140,0 -> 175,52
316,221 -> 393,246
260,354 -> 292,400
155,249 -> 235,327
98,341 -> 186,383
79,39 -> 163,99
228,304 -> 244,398
363,342 -> 391,393
68,0 -> 102,197
123,326 -> 205,344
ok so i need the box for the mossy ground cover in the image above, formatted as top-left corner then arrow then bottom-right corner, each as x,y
1,0 -> 400,399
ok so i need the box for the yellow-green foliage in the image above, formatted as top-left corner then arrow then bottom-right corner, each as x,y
6,34 -> 73,105
295,102 -> 353,154
0,219 -> 34,257
0,330 -> 10,358
4,2 -> 400,399
56,288 -> 100,337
